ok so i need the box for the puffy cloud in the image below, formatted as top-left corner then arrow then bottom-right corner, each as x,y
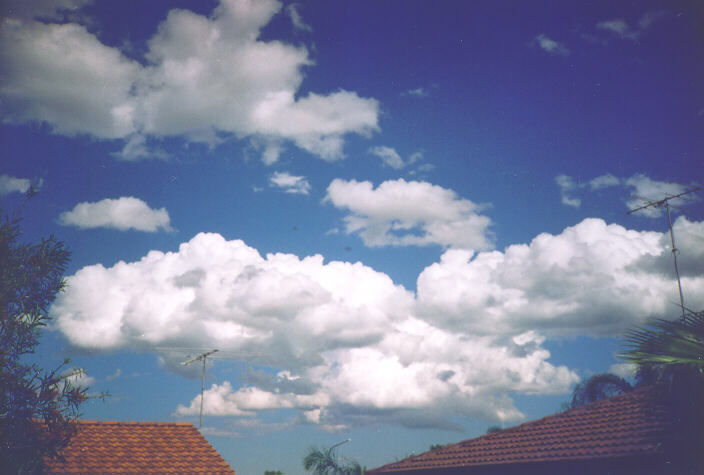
625,174 -> 698,217
534,34 -> 570,56
269,171 -> 311,195
0,174 -> 31,195
369,146 -> 404,169
325,179 -> 493,250
555,174 -> 581,207
58,197 -> 172,232
50,218 -> 704,430
0,19 -> 139,139
417,217 -> 704,337
596,19 -> 632,37
0,0 -> 379,161
51,231 -> 576,429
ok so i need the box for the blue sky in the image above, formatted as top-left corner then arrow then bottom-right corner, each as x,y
1,0 -> 703,473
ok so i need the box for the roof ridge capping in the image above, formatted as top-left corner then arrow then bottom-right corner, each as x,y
369,385 -> 673,473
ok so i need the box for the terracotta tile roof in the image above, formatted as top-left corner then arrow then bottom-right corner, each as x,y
370,386 -> 673,473
47,421 -> 235,474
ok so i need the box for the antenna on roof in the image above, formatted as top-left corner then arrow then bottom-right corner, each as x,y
182,349 -> 218,428
627,187 -> 700,321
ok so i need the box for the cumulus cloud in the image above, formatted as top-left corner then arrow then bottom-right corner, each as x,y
555,174 -> 581,207
625,174 -> 698,218
325,179 -> 493,250
534,34 -> 570,56
269,171 -> 311,195
49,215 -> 704,430
58,196 -> 172,232
50,231 -> 578,429
0,0 -> 379,161
0,174 -> 31,195
416,217 -> 704,337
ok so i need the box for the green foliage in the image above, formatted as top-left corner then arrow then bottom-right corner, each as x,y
429,443 -> 444,450
303,445 -> 364,474
621,309 -> 704,380
264,471 -> 284,474
485,425 -> 502,434
620,309 -> 704,470
0,194 -> 87,473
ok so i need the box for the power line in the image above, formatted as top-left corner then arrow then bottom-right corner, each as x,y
627,187 -> 700,321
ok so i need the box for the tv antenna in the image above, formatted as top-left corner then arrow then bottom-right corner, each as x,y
627,187 -> 700,321
182,349 -> 218,428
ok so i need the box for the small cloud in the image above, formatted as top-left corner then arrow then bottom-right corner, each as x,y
589,173 -> 620,190
555,174 -> 581,207
403,87 -> 429,98
596,19 -> 633,37
596,11 -> 670,42
0,174 -> 32,196
369,146 -> 405,169
609,363 -> 636,379
625,174 -> 698,217
534,34 -> 570,56
59,197 -> 173,232
269,171 -> 311,195
105,368 -> 122,381
287,4 -> 312,32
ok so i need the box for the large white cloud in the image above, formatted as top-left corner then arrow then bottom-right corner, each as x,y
326,178 -> 494,250
0,0 -> 379,161
50,217 -> 704,430
58,197 -> 172,232
51,231 -> 576,429
417,217 -> 704,336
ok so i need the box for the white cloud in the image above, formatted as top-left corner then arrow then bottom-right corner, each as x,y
50,231 -> 577,429
286,3 -> 311,32
416,217 -> 704,337
588,173 -> 620,190
403,87 -> 429,97
596,11 -> 669,41
555,174 -> 581,207
368,146 -> 405,169
0,0 -> 380,161
625,174 -> 697,218
0,174 -> 31,195
269,171 -> 311,195
58,196 -> 172,232
596,19 -> 632,37
326,179 -> 493,250
50,217 -> 704,430
0,19 -> 139,139
534,34 -> 570,56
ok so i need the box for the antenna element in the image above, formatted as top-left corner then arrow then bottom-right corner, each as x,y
182,349 -> 218,428
627,187 -> 700,321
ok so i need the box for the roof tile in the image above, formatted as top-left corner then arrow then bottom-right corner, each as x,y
47,421 -> 234,474
370,386 -> 672,472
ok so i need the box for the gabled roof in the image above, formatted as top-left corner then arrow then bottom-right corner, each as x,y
47,421 -> 235,474
370,386 -> 672,473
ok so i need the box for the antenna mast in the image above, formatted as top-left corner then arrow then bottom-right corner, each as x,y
627,187 -> 700,321
182,349 -> 218,428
